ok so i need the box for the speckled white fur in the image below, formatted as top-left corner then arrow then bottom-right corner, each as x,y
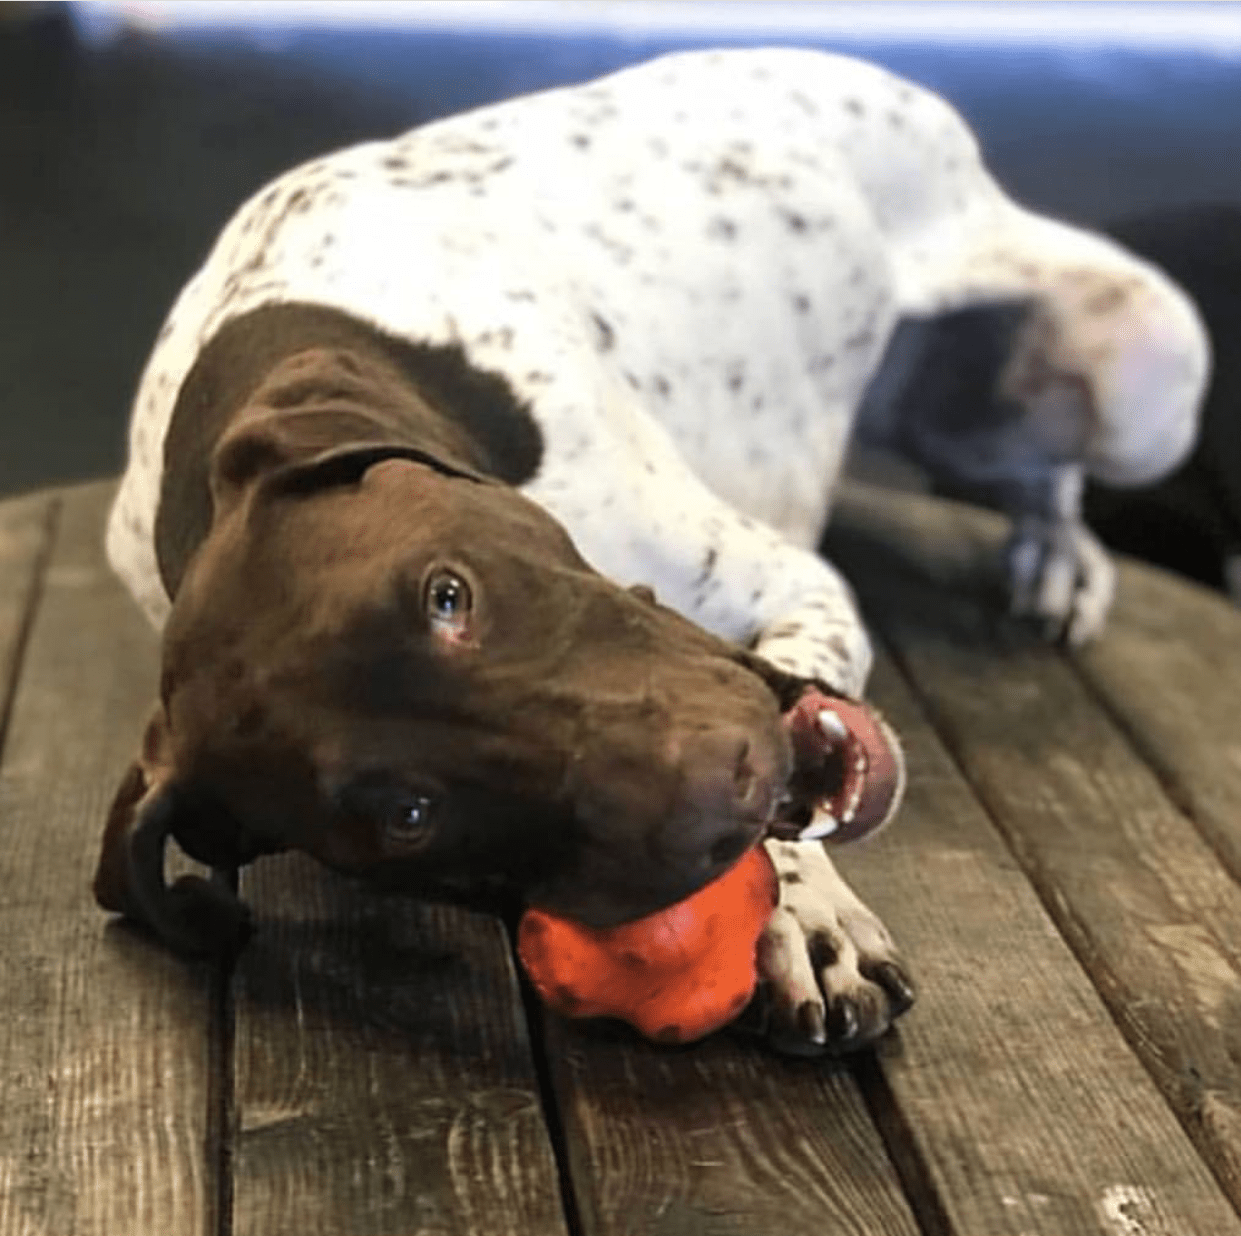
105,48 -> 1209,1050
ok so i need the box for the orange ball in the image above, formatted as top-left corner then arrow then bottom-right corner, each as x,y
517,844 -> 778,1043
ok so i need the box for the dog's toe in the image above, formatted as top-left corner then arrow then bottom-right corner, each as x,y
746,958 -> 908,1056
1006,518 -> 1117,645
867,958 -> 917,1017
817,947 -> 911,1053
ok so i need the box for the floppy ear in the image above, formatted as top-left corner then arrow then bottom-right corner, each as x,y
93,707 -> 255,958
209,408 -> 486,511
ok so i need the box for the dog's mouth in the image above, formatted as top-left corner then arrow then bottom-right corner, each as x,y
765,689 -> 905,846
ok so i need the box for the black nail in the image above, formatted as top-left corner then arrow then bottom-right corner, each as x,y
797,999 -> 826,1044
875,962 -> 916,1015
827,996 -> 860,1044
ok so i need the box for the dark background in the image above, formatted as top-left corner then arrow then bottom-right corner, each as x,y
2,2 -> 1239,585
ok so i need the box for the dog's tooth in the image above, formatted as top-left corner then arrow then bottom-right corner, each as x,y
800,810 -> 839,840
842,805 -> 856,824
817,709 -> 849,743
854,753 -> 867,774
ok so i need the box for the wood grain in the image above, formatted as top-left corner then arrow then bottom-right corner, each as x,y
837,650 -> 1241,1235
231,854 -> 570,1236
542,998 -> 921,1234
0,482 -> 219,1236
9,475 -> 1240,1236
1075,557 -> 1241,882
829,480 -> 1241,1215
0,489 -> 55,754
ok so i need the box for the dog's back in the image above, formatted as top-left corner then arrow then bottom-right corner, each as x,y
105,49 -> 1006,623
109,47 -> 1206,651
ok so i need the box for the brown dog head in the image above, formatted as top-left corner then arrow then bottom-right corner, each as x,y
96,369 -> 809,955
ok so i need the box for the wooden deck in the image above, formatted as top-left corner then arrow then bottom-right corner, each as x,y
2,478 -> 1241,1236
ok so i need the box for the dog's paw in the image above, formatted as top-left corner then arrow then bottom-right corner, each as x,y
738,840 -> 914,1055
1006,516 -> 1117,645
770,688 -> 906,845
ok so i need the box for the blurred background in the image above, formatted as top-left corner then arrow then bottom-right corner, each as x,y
1,1 -> 1239,590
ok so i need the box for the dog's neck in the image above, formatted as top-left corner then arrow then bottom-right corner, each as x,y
155,303 -> 543,597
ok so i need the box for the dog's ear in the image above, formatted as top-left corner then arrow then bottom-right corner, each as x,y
209,409 -> 486,513
93,706 -> 255,958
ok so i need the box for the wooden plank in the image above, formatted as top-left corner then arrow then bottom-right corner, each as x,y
828,480 -> 1241,1216
0,488 -> 56,754
0,481 -> 219,1236
232,855 -> 571,1236
837,650 -> 1241,1235
542,998 -> 922,1234
1074,558 -> 1241,882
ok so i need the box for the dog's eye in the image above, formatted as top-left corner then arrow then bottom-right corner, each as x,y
424,570 -> 472,638
383,794 -> 436,851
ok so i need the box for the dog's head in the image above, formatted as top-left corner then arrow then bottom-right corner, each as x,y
96,417 -> 808,955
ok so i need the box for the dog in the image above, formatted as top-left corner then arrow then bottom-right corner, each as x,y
96,48 -> 1208,1056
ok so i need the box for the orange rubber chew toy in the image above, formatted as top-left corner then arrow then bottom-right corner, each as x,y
517,844 -> 778,1043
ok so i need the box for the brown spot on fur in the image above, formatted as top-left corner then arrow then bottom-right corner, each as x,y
809,933 -> 839,969
590,311 -> 616,352
1085,285 -> 1129,315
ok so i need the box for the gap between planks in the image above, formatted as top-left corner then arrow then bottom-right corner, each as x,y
1068,559 -> 1241,891
850,1050 -> 953,1236
0,482 -> 218,1236
26,480 -> 1240,1235
0,493 -> 60,770
829,480 -> 1241,1225
837,637 -> 1241,1235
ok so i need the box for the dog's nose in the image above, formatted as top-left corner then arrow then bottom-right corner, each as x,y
663,728 -> 783,870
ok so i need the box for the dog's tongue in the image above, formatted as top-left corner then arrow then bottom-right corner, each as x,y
776,690 -> 905,845
517,844 -> 778,1043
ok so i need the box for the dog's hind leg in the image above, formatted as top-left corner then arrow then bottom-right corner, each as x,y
879,199 -> 1209,641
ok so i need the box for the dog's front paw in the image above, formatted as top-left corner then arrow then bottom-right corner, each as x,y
1006,516 -> 1117,645
740,840 -> 914,1055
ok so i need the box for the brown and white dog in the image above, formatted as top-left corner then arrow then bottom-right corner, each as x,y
96,48 -> 1208,1055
